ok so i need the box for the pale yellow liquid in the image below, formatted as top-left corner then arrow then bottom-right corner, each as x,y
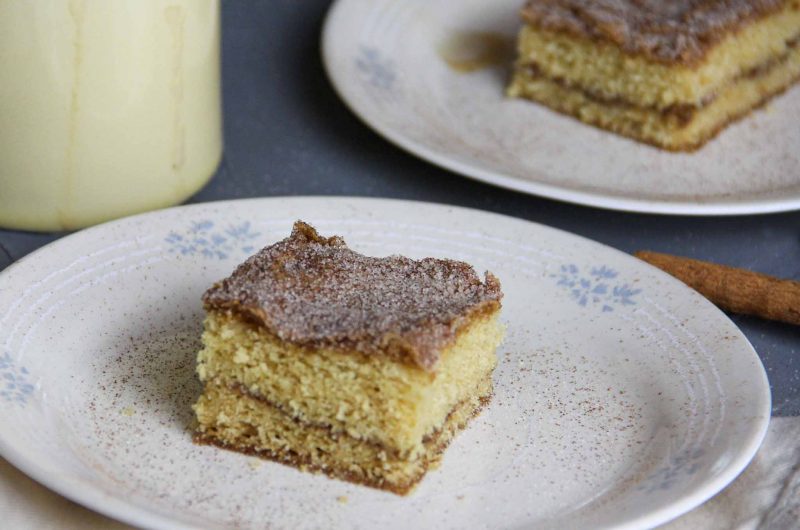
0,0 -> 222,231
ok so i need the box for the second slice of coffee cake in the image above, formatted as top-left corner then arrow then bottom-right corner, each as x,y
508,0 -> 800,150
193,221 -> 504,494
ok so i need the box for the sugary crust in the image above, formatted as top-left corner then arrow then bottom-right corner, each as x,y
203,222 -> 503,371
520,0 -> 795,65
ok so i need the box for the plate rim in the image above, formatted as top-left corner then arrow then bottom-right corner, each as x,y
0,196 -> 772,529
320,0 -> 800,217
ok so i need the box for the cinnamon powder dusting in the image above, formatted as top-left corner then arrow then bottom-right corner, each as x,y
203,222 -> 503,371
521,0 -> 790,64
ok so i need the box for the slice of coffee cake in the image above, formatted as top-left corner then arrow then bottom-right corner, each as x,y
193,221 -> 504,494
508,0 -> 800,150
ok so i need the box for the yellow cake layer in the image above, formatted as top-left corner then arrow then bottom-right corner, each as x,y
508,42 -> 800,150
194,377 -> 492,494
196,310 -> 503,456
513,1 -> 800,109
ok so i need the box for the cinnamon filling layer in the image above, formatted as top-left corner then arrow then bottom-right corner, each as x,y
194,381 -> 493,494
224,380 -> 491,458
521,32 -> 800,124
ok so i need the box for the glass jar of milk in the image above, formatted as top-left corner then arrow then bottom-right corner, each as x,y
0,0 -> 222,231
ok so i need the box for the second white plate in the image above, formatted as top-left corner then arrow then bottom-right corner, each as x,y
322,0 -> 800,215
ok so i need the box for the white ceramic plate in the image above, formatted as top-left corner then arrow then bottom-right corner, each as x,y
0,197 -> 770,529
322,0 -> 800,215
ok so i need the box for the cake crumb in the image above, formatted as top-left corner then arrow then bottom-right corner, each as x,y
248,458 -> 262,470
120,406 -> 135,417
336,495 -> 348,504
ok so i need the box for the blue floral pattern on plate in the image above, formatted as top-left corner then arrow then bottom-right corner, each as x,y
165,220 -> 260,260
0,352 -> 34,405
553,264 -> 641,312
356,46 -> 395,90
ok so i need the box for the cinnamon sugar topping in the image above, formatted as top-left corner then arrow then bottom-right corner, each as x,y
202,222 -> 503,371
521,0 -> 790,64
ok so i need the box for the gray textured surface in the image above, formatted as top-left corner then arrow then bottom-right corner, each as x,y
0,0 -> 797,415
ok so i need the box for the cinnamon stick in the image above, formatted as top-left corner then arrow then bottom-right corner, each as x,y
635,250 -> 800,326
